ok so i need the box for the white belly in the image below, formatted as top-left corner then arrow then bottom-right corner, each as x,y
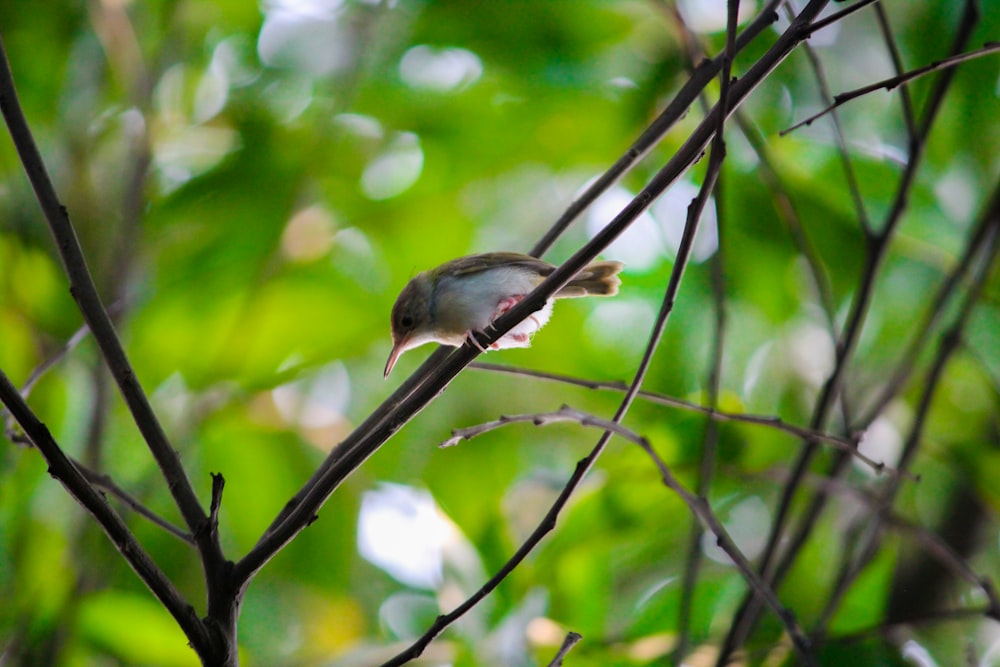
433,267 -> 553,348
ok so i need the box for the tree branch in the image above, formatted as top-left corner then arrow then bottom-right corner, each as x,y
441,405 -> 816,661
545,631 -> 583,667
718,3 -> 987,659
782,42 -> 1000,135
0,33 -> 213,550
0,369 -> 210,655
236,0 -> 838,590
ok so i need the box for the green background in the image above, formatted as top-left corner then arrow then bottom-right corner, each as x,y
1,1 -> 999,665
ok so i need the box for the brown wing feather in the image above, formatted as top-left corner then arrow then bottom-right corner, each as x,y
437,252 -> 622,297
440,252 -> 556,278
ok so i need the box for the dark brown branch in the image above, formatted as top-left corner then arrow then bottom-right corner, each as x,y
79,465 -> 195,545
528,0 -> 785,257
467,362 -> 904,477
718,4 -> 987,660
237,0 -> 838,590
545,632 -> 583,667
0,34 -> 212,548
782,42 -> 1000,135
0,369 -> 210,655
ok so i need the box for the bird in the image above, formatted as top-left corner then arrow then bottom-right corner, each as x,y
384,251 -> 624,377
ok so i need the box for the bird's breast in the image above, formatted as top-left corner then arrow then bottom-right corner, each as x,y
433,267 -> 543,335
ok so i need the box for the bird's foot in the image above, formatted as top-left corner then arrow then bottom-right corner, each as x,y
491,295 -> 525,322
486,294 -> 540,329
465,330 -> 490,353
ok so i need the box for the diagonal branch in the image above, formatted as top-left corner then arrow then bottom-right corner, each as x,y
78,465 -> 195,545
544,631 -> 583,667
717,3 -> 987,659
0,34 -> 212,548
528,0 -> 786,257
236,0 -> 838,589
873,3 -> 917,138
440,405 -> 815,661
0,369 -> 210,654
783,41 -> 1000,135
467,362 -> 907,477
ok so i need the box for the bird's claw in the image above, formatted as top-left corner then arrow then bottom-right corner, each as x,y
465,330 -> 490,353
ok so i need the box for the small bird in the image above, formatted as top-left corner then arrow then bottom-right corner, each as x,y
385,251 -> 624,377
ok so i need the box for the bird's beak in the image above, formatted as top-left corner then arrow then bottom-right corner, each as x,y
384,337 -> 408,379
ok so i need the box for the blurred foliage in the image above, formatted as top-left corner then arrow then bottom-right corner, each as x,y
1,1 -> 999,666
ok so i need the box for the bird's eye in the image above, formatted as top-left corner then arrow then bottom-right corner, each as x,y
400,315 -> 414,328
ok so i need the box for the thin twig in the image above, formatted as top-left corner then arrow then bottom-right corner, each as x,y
786,2 -> 871,238
873,3 -> 917,138
545,632 -> 583,667
79,465 -> 195,545
0,33 -> 212,547
442,405 -> 815,661
20,322 -> 93,399
441,405 -> 651,448
528,0 -> 785,258
718,4 -> 987,660
0,368 -> 210,653
782,42 -> 1000,135
467,362 -> 905,478
805,0 -> 880,37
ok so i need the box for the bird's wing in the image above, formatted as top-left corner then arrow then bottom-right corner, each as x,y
441,252 -> 556,278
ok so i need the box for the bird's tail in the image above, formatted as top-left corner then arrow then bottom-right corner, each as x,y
557,260 -> 624,298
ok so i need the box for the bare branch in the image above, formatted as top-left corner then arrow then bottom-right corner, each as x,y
238,0 -> 839,590
0,369 -> 210,654
786,3 -> 872,238
79,466 -> 195,545
545,632 -> 583,667
718,3 -> 985,660
805,0 -> 879,36
0,34 -> 212,547
441,405 -> 816,662
873,3 -> 917,138
441,405 -> 651,449
782,42 -> 1000,135
528,0 -> 785,257
467,362 -> 907,478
